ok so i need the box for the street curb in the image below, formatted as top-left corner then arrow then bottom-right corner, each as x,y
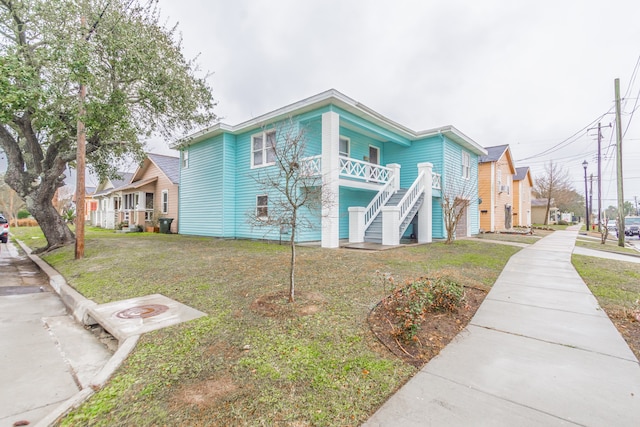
15,239 -> 140,427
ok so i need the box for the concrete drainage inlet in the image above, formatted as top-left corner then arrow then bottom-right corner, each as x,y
115,304 -> 169,319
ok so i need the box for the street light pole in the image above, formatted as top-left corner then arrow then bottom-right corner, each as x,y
583,160 -> 589,231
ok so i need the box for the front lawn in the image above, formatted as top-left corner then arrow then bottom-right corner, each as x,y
12,227 -> 520,426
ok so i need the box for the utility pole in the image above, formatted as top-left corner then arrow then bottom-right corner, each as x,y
589,173 -> 593,230
75,16 -> 87,260
614,78 -> 625,247
587,122 -> 611,232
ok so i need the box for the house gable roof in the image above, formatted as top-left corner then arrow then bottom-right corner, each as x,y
514,166 -> 533,186
131,153 -> 180,185
93,172 -> 134,197
479,144 -> 516,174
172,89 -> 487,156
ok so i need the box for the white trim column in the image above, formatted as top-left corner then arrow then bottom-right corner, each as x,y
348,206 -> 365,243
417,162 -> 433,243
387,163 -> 401,191
321,111 -> 340,248
382,206 -> 400,246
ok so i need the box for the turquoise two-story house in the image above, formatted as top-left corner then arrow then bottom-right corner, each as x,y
171,89 -> 486,248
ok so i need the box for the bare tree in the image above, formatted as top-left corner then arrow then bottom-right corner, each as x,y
441,177 -> 477,244
248,120 -> 332,302
533,161 -> 574,225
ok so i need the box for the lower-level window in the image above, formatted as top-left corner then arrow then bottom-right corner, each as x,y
257,195 -> 268,219
162,190 -> 169,214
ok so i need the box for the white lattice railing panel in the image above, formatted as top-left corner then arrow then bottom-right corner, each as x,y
339,156 -> 392,184
432,172 -> 441,190
301,155 -> 322,176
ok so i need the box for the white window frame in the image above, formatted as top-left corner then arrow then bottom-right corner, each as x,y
161,190 -> 169,214
182,149 -> 189,169
339,136 -> 350,158
256,195 -> 268,219
251,130 -> 276,168
123,193 -> 138,210
462,151 -> 470,180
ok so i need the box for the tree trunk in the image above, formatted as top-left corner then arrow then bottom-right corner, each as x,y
3,152 -> 75,251
289,217 -> 296,303
28,198 -> 76,251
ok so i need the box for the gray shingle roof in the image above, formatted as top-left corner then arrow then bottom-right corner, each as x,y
479,144 -> 509,163
514,166 -> 530,181
147,153 -> 180,184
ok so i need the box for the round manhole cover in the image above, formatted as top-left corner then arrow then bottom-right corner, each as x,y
115,304 -> 169,319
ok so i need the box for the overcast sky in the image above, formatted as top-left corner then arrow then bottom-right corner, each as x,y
151,0 -> 640,211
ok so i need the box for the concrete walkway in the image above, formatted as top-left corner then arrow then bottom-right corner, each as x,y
0,242 -> 113,427
364,226 -> 640,426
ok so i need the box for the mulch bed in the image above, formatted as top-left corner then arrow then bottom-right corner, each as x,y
368,286 -> 487,368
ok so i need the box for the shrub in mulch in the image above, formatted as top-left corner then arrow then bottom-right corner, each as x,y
368,272 -> 488,368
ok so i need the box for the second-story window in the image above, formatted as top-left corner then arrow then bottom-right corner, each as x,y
252,130 -> 276,168
182,149 -> 189,169
339,137 -> 350,157
462,151 -> 470,179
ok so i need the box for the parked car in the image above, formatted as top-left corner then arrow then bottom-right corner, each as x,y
0,214 -> 8,243
624,216 -> 640,236
606,219 -> 617,233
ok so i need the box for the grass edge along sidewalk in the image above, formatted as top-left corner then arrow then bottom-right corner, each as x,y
13,226 -> 637,425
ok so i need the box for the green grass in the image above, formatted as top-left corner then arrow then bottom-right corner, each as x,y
13,227 -> 522,426
573,254 -> 640,310
575,237 -> 640,256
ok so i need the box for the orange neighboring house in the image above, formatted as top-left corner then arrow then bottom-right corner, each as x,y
478,144 -> 516,232
513,166 -> 533,227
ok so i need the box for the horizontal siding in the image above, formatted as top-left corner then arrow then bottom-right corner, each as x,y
385,135 -> 443,187
339,188 -> 377,239
179,134 -> 232,237
442,138 -> 480,235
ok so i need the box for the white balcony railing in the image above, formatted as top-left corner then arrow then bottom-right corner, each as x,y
302,155 -> 441,190
339,156 -> 392,184
301,155 -> 322,176
432,172 -> 441,190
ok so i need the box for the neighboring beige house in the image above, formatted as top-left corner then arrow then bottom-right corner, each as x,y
531,198 -> 559,225
92,172 -> 133,229
513,166 -> 533,227
93,153 -> 180,233
478,145 -> 517,232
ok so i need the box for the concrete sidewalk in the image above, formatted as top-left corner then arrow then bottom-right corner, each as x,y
0,242 -> 113,427
364,226 -> 640,426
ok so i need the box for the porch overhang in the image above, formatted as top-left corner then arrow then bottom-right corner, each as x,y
118,177 -> 158,191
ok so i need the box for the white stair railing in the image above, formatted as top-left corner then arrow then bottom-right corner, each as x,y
398,171 -> 425,228
364,178 -> 395,229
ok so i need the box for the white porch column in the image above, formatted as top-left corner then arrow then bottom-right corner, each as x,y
382,206 -> 400,246
348,207 -> 365,243
387,163 -> 401,191
417,162 -> 433,243
321,111 -> 340,248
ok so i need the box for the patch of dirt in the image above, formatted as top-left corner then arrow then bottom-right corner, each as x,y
173,376 -> 238,409
250,290 -> 326,318
368,286 -> 487,368
609,310 -> 640,361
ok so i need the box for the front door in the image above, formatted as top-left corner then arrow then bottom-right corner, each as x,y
505,204 -> 512,229
455,200 -> 468,238
369,146 -> 379,165
368,146 -> 380,181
